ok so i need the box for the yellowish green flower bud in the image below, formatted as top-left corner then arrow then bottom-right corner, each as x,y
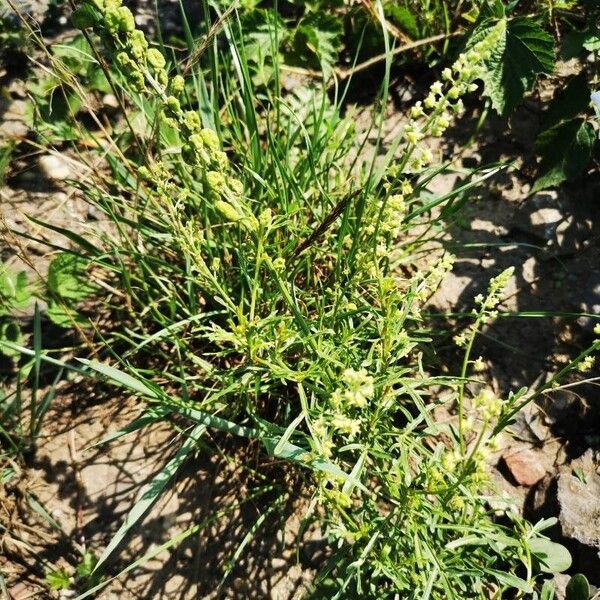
129,70 -> 145,92
200,128 -> 220,150
138,166 -> 151,181
229,178 -> 243,196
105,6 -> 135,33
147,48 -> 166,70
182,111 -> 202,135
206,170 -> 226,194
215,199 -> 243,222
128,30 -> 148,60
170,75 -> 185,95
164,95 -> 181,116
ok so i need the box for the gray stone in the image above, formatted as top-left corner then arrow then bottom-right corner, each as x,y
556,450 -> 600,577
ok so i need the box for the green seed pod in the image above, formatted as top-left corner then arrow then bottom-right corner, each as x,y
206,171 -> 226,195
164,96 -> 182,117
147,48 -> 166,70
200,128 -> 219,150
215,200 -> 242,222
170,75 -> 185,95
182,111 -> 202,135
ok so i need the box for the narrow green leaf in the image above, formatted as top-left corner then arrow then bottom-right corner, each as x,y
78,359 -> 162,400
92,422 -> 206,573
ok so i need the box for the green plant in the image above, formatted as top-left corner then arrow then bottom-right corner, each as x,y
5,0 -> 599,597
24,34 -> 111,142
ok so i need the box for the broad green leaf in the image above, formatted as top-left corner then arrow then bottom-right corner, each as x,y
473,16 -> 555,115
47,253 -> 95,301
46,301 -> 88,328
583,32 -> 600,52
529,537 -> 572,574
291,11 -> 342,74
0,321 -> 22,357
385,4 -> 418,39
488,569 -> 533,593
533,118 -> 595,192
565,574 -> 590,600
240,9 -> 286,65
0,265 -> 31,311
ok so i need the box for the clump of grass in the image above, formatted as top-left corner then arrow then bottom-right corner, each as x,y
5,0 -> 599,597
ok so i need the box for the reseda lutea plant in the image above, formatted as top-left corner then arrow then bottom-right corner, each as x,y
41,1 -> 567,596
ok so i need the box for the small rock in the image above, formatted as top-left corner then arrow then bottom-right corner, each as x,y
38,154 -> 72,181
502,449 -> 547,486
271,557 -> 287,569
102,93 -> 119,110
0,99 -> 29,139
521,256 -> 537,285
529,207 -> 563,241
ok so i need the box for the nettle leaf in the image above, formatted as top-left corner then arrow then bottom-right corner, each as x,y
240,9 -> 286,65
47,253 -> 95,301
385,4 -> 419,39
533,118 -> 595,192
473,16 -> 555,116
0,265 -> 32,312
291,11 -> 342,74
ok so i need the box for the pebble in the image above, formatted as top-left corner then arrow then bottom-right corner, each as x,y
38,154 -> 72,181
502,449 -> 547,487
102,93 -> 119,110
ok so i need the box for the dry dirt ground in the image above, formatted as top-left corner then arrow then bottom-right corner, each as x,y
2,5 -> 600,600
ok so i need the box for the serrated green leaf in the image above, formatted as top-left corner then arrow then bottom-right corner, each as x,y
583,33 -> 600,52
47,253 -> 94,301
292,11 -> 342,74
75,551 -> 98,580
533,118 -> 595,192
240,9 -> 286,65
46,568 -> 71,590
46,301 -> 89,328
529,537 -> 572,574
473,17 -> 555,115
565,574 -> 590,600
0,265 -> 31,312
385,4 -> 418,39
